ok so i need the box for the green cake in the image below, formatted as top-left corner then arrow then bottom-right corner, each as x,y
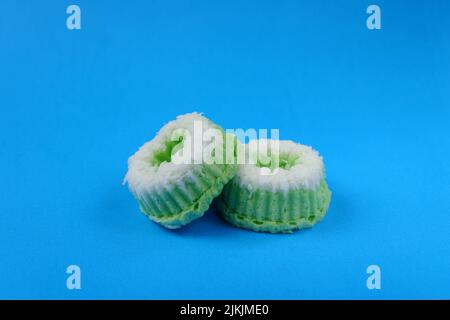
217,139 -> 331,233
124,113 -> 238,229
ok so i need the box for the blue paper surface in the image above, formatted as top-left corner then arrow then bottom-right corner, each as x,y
0,0 -> 449,299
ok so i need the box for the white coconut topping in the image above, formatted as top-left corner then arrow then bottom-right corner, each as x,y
124,112 -> 221,197
235,139 -> 325,193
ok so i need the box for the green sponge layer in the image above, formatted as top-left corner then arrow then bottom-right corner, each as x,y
138,163 -> 237,228
217,179 -> 331,233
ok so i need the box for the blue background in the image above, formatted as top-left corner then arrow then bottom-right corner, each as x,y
1,0 -> 449,299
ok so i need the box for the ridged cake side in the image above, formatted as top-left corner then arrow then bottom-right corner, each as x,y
217,179 -> 331,233
138,163 -> 237,228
